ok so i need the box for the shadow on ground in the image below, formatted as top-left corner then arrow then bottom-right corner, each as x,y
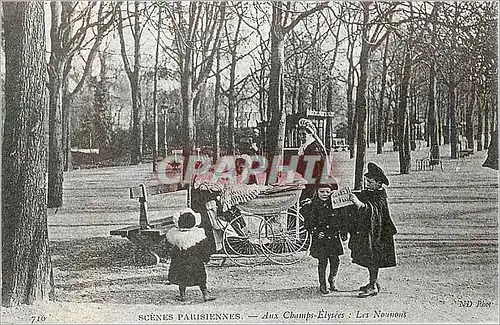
50,237 -> 170,271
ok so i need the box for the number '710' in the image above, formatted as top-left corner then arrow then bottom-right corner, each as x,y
31,316 -> 46,323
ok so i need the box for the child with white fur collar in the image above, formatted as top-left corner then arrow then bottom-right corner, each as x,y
166,208 -> 215,302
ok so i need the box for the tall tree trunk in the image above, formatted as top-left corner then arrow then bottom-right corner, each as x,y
392,64 -> 401,151
152,7 -> 161,173
227,43 -> 237,155
386,88 -> 393,142
484,95 -> 489,149
118,2 -> 143,165
180,67 -> 195,160
398,50 -> 412,174
132,4 -> 143,164
62,87 -> 72,171
444,87 -> 451,145
161,111 -> 167,158
367,86 -> 372,147
61,2 -> 73,173
266,2 -> 328,178
477,91 -> 483,151
409,85 -> 416,151
94,51 -> 111,154
449,84 -> 458,159
267,19 -> 286,159
377,35 -> 390,154
353,2 -> 371,189
259,36 -> 269,127
490,91 -> 497,132
61,1 -> 74,172
325,83 -> 333,150
427,3 -> 440,163
291,75 -> 299,115
465,81 -> 475,152
449,6 -> 459,158
347,81 -> 356,159
258,47 -> 267,131
47,2 -> 64,208
437,86 -> 443,145
428,61 -> 440,163
311,80 -> 318,111
2,1 -> 53,306
213,47 -> 221,163
346,17 -> 357,159
131,85 -> 143,164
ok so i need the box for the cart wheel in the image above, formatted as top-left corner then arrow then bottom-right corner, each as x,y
260,207 -> 311,265
222,213 -> 268,267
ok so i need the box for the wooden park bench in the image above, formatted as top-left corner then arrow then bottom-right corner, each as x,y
459,137 -> 474,158
110,183 -> 179,265
415,149 -> 443,171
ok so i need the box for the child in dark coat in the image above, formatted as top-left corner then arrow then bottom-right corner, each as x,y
301,182 -> 349,294
166,208 -> 215,302
349,162 -> 397,298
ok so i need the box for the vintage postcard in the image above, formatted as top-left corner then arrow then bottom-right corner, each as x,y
1,1 -> 498,324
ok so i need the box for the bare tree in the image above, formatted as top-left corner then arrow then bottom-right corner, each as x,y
343,4 -> 360,159
376,34 -> 391,154
165,2 -> 226,171
397,47 -> 412,174
117,2 -> 145,165
213,44 -> 222,163
352,2 -> 394,188
425,2 -> 441,165
435,2 -> 477,159
47,2 -> 64,207
152,4 -> 162,173
47,2 -> 115,207
223,3 -> 245,155
2,2 -> 52,306
266,1 -> 328,181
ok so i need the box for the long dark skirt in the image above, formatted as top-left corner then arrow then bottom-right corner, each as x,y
349,231 -> 396,269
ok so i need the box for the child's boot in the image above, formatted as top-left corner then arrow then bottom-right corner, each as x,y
318,265 -> 328,294
358,281 -> 379,298
328,275 -> 337,292
201,286 -> 216,302
328,269 -> 338,292
177,286 -> 186,301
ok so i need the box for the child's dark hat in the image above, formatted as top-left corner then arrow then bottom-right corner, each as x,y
317,176 -> 339,190
364,162 -> 389,185
174,208 -> 202,230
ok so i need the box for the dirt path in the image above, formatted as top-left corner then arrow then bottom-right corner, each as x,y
2,144 -> 498,324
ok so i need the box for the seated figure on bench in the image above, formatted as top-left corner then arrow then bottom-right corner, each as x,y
190,156 -> 263,253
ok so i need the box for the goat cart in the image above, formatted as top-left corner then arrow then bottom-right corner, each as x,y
191,180 -> 312,267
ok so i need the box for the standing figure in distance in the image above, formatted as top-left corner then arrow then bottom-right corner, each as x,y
166,208 -> 216,302
251,127 -> 263,155
348,162 -> 397,298
301,182 -> 349,294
